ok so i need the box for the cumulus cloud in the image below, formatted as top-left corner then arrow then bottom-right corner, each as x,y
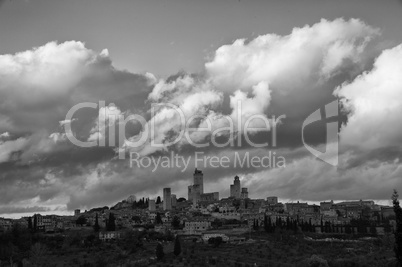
0,40 -> 154,163
228,81 -> 272,130
124,75 -> 224,156
206,18 -> 379,92
0,40 -> 152,134
126,18 -> 380,156
336,44 -> 402,150
0,131 -> 10,140
0,137 -> 28,163
88,103 -> 123,142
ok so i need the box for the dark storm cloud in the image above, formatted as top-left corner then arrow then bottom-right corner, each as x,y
343,146 -> 402,170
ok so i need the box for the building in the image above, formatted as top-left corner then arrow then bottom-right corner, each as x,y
74,209 -> 81,216
243,213 -> 265,228
381,206 -> 395,219
335,200 -> 375,209
285,201 -> 309,214
200,192 -> 219,201
193,168 -> 204,193
31,214 -> 58,232
171,194 -> 177,208
149,199 -> 156,212
240,188 -> 248,199
99,231 -> 121,241
163,188 -> 172,210
202,233 -> 230,243
265,202 -> 285,213
42,215 -> 57,232
184,220 -> 211,234
320,200 -> 334,211
188,168 -> 204,205
126,195 -> 137,204
266,196 -> 278,205
230,176 -> 241,198
0,218 -> 13,232
211,207 -> 241,220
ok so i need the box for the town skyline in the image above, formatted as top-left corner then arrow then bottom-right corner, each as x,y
0,0 -> 401,228
0,167 -> 396,219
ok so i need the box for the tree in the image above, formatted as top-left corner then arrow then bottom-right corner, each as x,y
392,189 -> 402,266
33,214 -> 38,232
156,242 -> 164,261
171,216 -> 181,229
232,199 -> 241,209
177,197 -> 186,203
254,219 -> 259,231
132,215 -> 141,224
76,215 -> 87,226
30,243 -> 47,266
213,236 -> 223,247
370,224 -> 377,235
106,213 -> 116,231
304,254 -> 329,267
27,217 -> 33,230
155,213 -> 163,224
384,223 -> 392,235
174,236 -> 181,256
121,230 -> 141,253
156,196 -> 162,204
320,219 -> 324,233
264,215 -> 269,233
93,213 -> 100,232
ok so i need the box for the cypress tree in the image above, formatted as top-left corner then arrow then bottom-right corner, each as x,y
392,190 -> 402,266
94,213 -> 100,232
156,213 -> 163,224
107,212 -> 116,231
156,242 -> 164,260
268,216 -> 272,233
33,214 -> 38,232
264,215 -> 269,233
28,216 -> 33,230
174,236 -> 181,256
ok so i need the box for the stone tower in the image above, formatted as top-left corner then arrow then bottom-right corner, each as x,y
230,175 -> 241,198
188,168 -> 204,205
163,188 -> 172,210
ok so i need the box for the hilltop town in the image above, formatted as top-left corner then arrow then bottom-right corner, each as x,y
0,168 -> 399,266
0,168 -> 398,237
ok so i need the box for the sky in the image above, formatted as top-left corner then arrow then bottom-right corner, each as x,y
0,0 -> 402,218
